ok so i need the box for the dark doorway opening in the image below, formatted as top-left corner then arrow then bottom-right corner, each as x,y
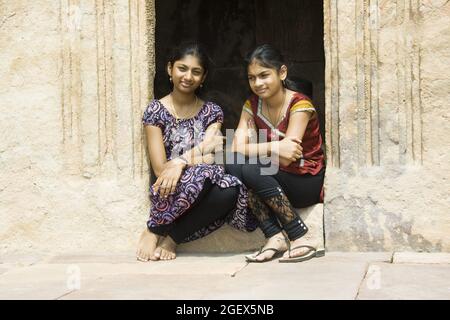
154,0 -> 325,139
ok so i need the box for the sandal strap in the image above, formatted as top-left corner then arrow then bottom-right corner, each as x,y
288,245 -> 316,258
248,246 -> 264,259
247,247 -> 283,261
259,247 -> 282,254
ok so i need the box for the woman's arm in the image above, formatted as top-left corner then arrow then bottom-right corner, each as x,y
177,122 -> 224,165
146,122 -> 222,198
231,109 -> 275,157
231,107 -> 303,163
145,125 -> 169,178
146,121 -> 223,177
278,111 -> 311,166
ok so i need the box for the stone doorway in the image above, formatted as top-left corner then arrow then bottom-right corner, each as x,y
154,0 -> 325,139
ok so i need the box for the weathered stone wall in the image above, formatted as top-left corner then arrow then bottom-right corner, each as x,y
0,0 -> 154,255
323,0 -> 450,251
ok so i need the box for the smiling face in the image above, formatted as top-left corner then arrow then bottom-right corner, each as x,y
168,54 -> 206,94
247,59 -> 287,99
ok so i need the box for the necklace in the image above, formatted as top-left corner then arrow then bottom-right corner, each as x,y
264,89 -> 287,127
170,94 -> 198,125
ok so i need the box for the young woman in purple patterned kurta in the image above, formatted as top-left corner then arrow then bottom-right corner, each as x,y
136,43 -> 257,262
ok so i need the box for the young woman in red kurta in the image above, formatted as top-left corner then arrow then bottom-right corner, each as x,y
226,44 -> 325,263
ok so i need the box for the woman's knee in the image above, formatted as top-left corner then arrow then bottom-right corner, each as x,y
212,186 -> 239,210
224,152 -> 247,179
225,163 -> 243,180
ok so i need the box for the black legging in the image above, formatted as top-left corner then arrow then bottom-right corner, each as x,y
225,153 -> 324,207
225,152 -> 324,240
148,179 -> 238,244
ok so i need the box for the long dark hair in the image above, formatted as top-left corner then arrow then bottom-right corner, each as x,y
245,44 -> 311,98
168,42 -> 212,94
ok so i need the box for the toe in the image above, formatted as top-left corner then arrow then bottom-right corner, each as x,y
151,248 -> 161,261
136,250 -> 146,261
297,248 -> 310,257
256,251 -> 271,262
289,247 -> 310,259
143,251 -> 151,261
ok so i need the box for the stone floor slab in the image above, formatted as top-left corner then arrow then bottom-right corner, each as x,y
0,255 -> 248,299
6,252 -> 448,300
316,252 -> 392,263
61,274 -> 232,300
357,262 -> 450,300
392,252 -> 450,264
0,264 -> 81,300
61,252 -> 380,300
212,254 -> 371,299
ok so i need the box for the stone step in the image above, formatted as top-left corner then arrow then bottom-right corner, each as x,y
178,204 -> 325,253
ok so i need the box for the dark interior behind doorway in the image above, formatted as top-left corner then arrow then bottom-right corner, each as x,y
154,0 -> 325,139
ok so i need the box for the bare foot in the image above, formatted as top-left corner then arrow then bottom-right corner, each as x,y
247,232 -> 288,262
282,237 -> 312,259
136,228 -> 160,262
152,236 -> 177,261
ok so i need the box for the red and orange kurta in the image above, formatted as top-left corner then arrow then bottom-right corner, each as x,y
243,92 -> 325,200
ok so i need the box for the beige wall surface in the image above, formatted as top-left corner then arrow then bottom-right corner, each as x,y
0,0 -> 154,255
323,0 -> 450,251
1,0 -> 449,255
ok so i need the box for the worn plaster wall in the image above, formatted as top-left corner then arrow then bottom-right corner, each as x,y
0,0 -> 154,255
323,0 -> 450,251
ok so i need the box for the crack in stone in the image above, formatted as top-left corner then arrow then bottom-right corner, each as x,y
230,262 -> 250,277
55,289 -> 76,300
355,262 -> 371,300
0,12 -> 16,29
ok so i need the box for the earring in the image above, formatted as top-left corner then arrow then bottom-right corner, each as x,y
282,80 -> 286,87
200,83 -> 204,88
169,77 -> 172,83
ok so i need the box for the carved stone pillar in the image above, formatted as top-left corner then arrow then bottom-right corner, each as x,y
323,0 -> 450,251
59,0 -> 153,178
0,0 -> 155,254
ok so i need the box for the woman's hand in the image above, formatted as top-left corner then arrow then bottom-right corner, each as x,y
153,159 -> 185,198
202,153 -> 215,164
274,137 -> 303,162
247,119 -> 257,143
